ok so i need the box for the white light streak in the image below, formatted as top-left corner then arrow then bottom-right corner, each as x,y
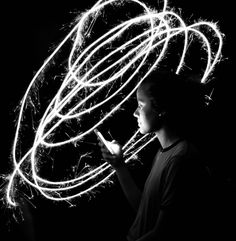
4,0 -> 223,207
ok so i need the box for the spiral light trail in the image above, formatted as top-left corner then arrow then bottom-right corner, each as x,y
4,0 -> 223,207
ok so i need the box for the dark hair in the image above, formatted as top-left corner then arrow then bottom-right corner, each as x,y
139,70 -> 207,140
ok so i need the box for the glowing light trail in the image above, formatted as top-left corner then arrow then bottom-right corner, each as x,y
5,0 -> 223,207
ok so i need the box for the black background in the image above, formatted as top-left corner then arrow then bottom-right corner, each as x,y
1,0 -> 235,240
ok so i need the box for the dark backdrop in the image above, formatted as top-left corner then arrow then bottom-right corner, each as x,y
1,1 -> 235,240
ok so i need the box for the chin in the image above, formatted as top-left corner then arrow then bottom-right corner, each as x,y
139,127 -> 148,135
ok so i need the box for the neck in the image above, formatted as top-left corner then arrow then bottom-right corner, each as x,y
155,125 -> 182,149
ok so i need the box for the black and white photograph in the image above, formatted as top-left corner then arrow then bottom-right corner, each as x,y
1,0 -> 235,240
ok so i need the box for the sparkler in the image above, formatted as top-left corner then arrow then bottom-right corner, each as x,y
4,0 -> 223,207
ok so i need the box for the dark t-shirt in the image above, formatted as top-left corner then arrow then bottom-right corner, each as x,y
127,140 -> 212,241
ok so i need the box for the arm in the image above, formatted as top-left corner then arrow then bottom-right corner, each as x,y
115,164 -> 142,212
98,140 -> 142,212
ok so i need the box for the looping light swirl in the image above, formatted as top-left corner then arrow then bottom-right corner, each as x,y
5,0 -> 223,207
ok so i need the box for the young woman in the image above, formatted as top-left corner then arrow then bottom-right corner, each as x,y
99,71 -> 213,241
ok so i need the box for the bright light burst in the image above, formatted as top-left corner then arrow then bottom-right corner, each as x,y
4,0 -> 223,207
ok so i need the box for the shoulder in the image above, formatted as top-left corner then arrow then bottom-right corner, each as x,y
165,140 -> 200,165
163,140 -> 206,177
171,140 -> 199,158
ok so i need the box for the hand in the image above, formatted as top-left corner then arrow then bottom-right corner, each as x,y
98,140 -> 125,170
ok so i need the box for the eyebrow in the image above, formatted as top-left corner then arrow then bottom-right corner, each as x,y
137,97 -> 146,102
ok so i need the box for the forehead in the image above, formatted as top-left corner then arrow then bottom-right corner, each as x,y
136,87 -> 149,102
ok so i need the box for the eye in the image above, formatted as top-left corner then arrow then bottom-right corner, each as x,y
138,103 -> 144,109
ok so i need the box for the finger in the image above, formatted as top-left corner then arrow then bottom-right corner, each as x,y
102,151 -> 114,159
100,145 -> 110,153
97,139 -> 104,147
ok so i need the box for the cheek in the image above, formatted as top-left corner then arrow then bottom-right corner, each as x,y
147,114 -> 157,127
144,108 -> 156,121
141,110 -> 156,127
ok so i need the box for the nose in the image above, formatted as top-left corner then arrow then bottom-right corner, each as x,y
133,107 -> 139,118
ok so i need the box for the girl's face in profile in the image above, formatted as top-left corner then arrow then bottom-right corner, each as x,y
133,87 -> 161,134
